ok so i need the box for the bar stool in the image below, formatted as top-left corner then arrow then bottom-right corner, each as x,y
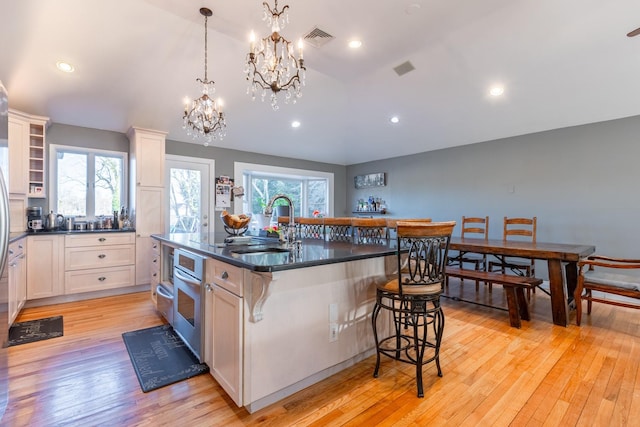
386,218 -> 432,240
323,217 -> 352,241
371,220 -> 456,397
351,218 -> 387,244
297,217 -> 324,239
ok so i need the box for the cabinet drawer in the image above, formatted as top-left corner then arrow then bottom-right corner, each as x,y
65,245 -> 135,271
209,259 -> 243,297
9,239 -> 26,259
65,232 -> 135,248
65,265 -> 135,294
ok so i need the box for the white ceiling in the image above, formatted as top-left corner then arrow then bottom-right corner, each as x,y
3,0 -> 640,165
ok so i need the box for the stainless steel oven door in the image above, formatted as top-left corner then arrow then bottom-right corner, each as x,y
173,268 -> 203,361
156,284 -> 174,326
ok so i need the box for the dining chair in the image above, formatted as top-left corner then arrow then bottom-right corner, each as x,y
351,218 -> 388,244
488,216 -> 538,298
575,255 -> 640,325
371,220 -> 456,397
451,216 -> 489,291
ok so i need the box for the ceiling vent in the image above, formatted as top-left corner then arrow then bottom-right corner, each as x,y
303,27 -> 335,48
393,61 -> 416,76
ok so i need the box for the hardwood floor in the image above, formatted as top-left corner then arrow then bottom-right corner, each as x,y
3,280 -> 639,426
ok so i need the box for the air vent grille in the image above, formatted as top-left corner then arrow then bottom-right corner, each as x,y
303,27 -> 335,48
394,61 -> 416,76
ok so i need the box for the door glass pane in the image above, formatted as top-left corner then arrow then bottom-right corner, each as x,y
94,155 -> 123,216
57,152 -> 87,216
169,168 -> 201,233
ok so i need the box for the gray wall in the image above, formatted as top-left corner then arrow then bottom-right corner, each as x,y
347,115 -> 640,279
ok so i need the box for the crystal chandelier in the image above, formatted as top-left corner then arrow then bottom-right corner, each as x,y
245,0 -> 306,110
183,7 -> 226,146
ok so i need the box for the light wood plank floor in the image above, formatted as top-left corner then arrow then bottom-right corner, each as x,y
3,279 -> 639,426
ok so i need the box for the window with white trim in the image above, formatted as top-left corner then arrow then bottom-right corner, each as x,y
50,144 -> 127,219
234,162 -> 334,218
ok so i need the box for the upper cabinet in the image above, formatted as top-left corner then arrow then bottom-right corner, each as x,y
8,109 -> 49,198
127,127 -> 166,188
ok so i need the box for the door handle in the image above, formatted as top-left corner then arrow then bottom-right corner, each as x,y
98,254 -> 106,259
98,277 -> 106,281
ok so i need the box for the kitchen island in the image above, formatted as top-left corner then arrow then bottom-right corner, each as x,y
151,233 -> 395,413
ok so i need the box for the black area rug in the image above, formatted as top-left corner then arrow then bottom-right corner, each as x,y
9,316 -> 64,346
122,324 -> 209,393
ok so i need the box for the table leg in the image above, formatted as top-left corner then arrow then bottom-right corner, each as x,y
564,261 -> 578,302
548,259 -> 568,327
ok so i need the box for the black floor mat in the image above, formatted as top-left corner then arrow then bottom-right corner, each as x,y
122,324 -> 209,392
9,316 -> 64,346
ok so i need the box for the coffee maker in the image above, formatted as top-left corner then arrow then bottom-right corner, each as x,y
26,206 -> 43,231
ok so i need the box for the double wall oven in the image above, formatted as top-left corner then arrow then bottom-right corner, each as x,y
171,248 -> 206,362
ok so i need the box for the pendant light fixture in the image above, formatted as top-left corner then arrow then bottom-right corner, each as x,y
183,7 -> 226,145
244,0 -> 306,110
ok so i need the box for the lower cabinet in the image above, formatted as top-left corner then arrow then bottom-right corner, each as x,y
8,238 -> 27,325
64,233 -> 135,295
205,259 -> 244,407
27,234 -> 65,299
26,232 -> 137,301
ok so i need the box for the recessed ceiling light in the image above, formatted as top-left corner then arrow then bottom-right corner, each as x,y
489,86 -> 505,97
390,116 -> 400,124
348,40 -> 362,49
291,120 -> 301,128
56,61 -> 75,73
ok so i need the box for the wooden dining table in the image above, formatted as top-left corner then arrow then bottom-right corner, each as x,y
449,237 -> 596,327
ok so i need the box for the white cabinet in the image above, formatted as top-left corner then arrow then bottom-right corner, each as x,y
8,112 -> 29,195
27,235 -> 65,299
8,238 -> 27,325
128,127 -> 165,188
63,232 -> 135,294
205,259 -> 244,407
127,127 -> 166,285
8,109 -> 49,198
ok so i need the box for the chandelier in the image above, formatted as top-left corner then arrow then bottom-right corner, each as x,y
245,0 -> 306,110
183,7 -> 226,146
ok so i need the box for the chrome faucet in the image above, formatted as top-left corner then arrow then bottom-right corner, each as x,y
264,194 -> 297,245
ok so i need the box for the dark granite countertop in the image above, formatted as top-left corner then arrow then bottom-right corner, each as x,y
152,233 -> 398,272
10,228 -> 135,243
26,228 -> 135,235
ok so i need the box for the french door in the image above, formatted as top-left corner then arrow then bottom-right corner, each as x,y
165,155 -> 214,243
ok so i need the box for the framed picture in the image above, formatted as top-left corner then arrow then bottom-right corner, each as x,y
354,172 -> 385,189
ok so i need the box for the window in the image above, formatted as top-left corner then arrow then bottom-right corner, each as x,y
235,162 -> 334,218
50,145 -> 127,219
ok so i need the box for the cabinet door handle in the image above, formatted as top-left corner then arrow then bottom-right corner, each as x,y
98,277 -> 106,281
98,254 -> 106,259
99,237 -> 106,242
205,283 -> 213,292
221,271 -> 229,280
153,258 -> 158,263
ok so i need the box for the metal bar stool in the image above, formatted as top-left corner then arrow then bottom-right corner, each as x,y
351,218 -> 388,244
297,217 -> 324,239
371,220 -> 456,397
323,217 -> 352,241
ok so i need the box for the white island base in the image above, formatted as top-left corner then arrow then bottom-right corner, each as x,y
204,255 -> 393,413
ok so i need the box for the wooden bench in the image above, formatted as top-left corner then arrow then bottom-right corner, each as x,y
445,267 -> 543,328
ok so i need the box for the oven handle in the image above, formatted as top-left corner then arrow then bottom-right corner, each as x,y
174,269 -> 201,286
156,285 -> 174,300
